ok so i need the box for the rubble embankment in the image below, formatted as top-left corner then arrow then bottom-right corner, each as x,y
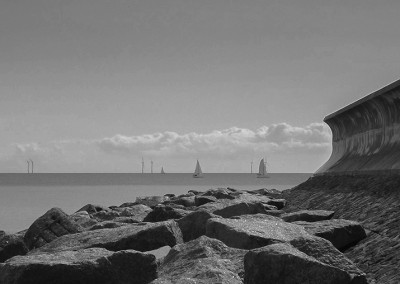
282,174 -> 400,284
0,186 -> 371,283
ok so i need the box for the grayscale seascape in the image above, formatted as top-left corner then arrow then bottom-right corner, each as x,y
1,1 -> 399,283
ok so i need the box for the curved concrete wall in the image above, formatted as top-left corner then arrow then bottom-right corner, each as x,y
316,79 -> 400,175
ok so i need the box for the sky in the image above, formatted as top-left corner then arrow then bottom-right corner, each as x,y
0,0 -> 399,173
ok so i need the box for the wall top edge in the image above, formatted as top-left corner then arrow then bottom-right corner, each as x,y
324,78 -> 400,122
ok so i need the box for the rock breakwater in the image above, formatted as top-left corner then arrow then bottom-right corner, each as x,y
282,174 -> 400,284
0,186 -> 368,283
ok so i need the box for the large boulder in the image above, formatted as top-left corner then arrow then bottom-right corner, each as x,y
265,198 -> 287,210
136,196 -> 167,208
0,232 -> 28,263
196,200 -> 228,213
88,221 -> 128,231
30,220 -> 183,255
196,193 -> 275,216
153,236 -> 247,284
0,248 -> 157,284
194,195 -> 217,206
86,203 -> 152,222
164,196 -> 196,207
76,204 -> 111,215
246,188 -> 282,198
187,189 -> 203,195
176,210 -> 220,242
202,188 -> 236,200
70,211 -> 98,228
213,201 -> 277,218
206,215 -> 310,249
244,239 -> 367,284
92,210 -> 121,221
24,208 -> 82,250
143,205 -> 190,222
282,209 -> 335,222
289,236 -> 367,282
294,219 -> 367,250
229,214 -> 283,221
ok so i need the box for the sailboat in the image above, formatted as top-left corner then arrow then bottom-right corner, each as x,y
193,160 -> 204,178
256,158 -> 269,178
161,167 -> 165,174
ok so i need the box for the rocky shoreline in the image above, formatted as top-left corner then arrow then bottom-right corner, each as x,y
282,174 -> 400,284
0,180 -> 382,283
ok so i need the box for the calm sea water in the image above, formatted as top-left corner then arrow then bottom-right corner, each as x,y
0,173 -> 311,233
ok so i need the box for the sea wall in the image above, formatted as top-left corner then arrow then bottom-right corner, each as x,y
316,79 -> 400,174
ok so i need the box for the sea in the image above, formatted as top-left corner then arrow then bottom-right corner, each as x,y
0,173 -> 312,233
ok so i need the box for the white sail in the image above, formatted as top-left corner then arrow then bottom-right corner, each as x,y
193,160 -> 204,178
257,158 -> 269,178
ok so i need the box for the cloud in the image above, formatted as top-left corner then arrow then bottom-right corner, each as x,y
0,122 -> 331,172
96,122 -> 331,157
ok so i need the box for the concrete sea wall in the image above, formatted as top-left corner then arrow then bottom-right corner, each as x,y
316,79 -> 400,174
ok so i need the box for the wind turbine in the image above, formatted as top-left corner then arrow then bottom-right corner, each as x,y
30,159 -> 33,174
27,160 -> 30,174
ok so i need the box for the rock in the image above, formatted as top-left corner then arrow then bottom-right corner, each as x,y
282,209 -> 335,222
111,217 -> 144,224
202,188 -> 236,200
281,175 -> 400,283
70,211 -> 98,229
111,204 -> 152,222
289,236 -> 367,282
0,248 -> 157,284
136,196 -> 167,208
118,204 -> 152,216
153,236 -> 247,284
176,210 -> 220,242
163,194 -> 175,199
76,204 -> 111,215
187,189 -> 203,195
294,219 -> 367,250
194,195 -> 217,206
0,232 -> 28,263
266,198 -> 287,210
24,207 -> 82,250
244,239 -> 367,284
88,221 -> 128,231
30,220 -> 183,255
143,205 -> 190,222
146,246 -> 171,260
229,214 -> 282,221
234,192 -> 274,203
164,196 -> 195,207
206,216 -> 310,249
247,188 -> 282,198
196,200 -> 228,213
118,202 -> 138,208
196,193 -> 274,215
92,210 -> 121,221
213,201 -> 278,218
255,209 -> 284,217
